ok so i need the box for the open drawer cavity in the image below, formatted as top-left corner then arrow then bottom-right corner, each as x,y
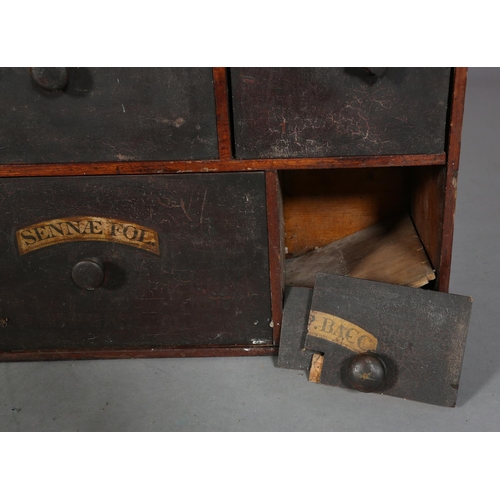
279,166 -> 447,291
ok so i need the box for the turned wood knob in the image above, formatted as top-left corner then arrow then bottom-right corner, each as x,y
30,68 -> 69,91
346,353 -> 386,392
72,259 -> 105,290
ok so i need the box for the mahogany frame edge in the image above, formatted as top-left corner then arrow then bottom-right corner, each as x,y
265,171 -> 283,345
437,67 -> 468,292
0,154 -> 447,178
0,345 -> 278,362
212,67 -> 233,160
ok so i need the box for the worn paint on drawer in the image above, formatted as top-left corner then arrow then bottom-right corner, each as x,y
231,68 -> 451,158
0,173 -> 272,350
0,68 -> 218,163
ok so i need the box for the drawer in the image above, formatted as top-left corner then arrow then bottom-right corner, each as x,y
0,68 -> 218,164
0,173 -> 272,351
230,68 -> 451,158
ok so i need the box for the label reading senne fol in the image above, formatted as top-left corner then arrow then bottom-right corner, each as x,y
308,310 -> 378,353
16,217 -> 160,255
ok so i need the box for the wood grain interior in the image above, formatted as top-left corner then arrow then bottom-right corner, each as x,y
410,165 -> 446,282
282,168 -> 412,257
285,213 -> 436,289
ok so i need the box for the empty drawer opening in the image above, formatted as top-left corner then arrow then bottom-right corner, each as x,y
280,167 -> 440,290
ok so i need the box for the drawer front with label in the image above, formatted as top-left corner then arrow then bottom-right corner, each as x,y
231,67 -> 451,159
0,68 -> 218,164
0,173 -> 272,350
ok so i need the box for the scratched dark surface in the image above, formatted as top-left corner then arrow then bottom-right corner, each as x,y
304,273 -> 472,407
0,68 -> 218,163
0,173 -> 272,350
230,68 -> 451,158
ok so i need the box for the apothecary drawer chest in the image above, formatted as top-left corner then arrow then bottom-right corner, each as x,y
0,67 -> 467,361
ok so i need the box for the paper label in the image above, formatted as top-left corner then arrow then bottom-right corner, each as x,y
16,217 -> 160,255
308,310 -> 378,353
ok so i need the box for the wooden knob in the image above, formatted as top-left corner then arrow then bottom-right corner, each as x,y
72,259 -> 105,290
346,353 -> 386,392
361,67 -> 387,79
30,67 -> 68,91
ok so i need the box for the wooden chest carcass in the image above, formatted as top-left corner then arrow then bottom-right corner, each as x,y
0,67 -> 467,361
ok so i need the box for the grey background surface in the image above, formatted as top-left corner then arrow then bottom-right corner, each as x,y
1,67 -> 498,431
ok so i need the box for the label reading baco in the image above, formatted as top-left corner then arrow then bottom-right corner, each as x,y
16,217 -> 160,255
308,310 -> 378,353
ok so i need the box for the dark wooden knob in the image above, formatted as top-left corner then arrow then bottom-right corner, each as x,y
30,67 -> 68,91
72,259 -> 104,290
362,67 -> 387,79
347,353 -> 386,392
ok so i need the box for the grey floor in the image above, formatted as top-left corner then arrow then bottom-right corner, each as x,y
1,68 -> 499,432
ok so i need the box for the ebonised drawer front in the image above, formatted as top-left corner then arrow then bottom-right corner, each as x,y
0,173 -> 272,350
0,68 -> 218,164
230,68 -> 451,158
